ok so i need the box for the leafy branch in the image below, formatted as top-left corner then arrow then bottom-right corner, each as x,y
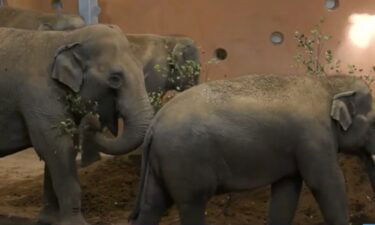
151,52 -> 201,109
293,18 -> 332,76
53,92 -> 98,151
294,17 -> 375,86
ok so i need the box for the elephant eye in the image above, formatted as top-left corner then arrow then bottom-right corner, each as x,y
108,73 -> 123,89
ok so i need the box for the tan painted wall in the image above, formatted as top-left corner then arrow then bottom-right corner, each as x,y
6,0 -> 375,81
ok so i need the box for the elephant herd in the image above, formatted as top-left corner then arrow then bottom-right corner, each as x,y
0,6 -> 374,225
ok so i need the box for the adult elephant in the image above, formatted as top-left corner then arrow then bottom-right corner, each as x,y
0,8 -> 200,100
0,6 -> 85,30
0,7 -> 200,165
80,34 -> 201,166
128,34 -> 200,109
0,24 -> 153,225
123,74 -> 375,225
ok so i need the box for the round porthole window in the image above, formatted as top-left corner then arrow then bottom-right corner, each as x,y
324,0 -> 339,10
270,31 -> 284,45
214,48 -> 228,60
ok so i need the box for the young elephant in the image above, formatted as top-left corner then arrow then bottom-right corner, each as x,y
0,25 -> 153,225
127,74 -> 375,225
0,6 -> 85,30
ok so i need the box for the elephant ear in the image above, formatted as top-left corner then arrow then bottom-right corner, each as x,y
330,91 -> 356,131
51,43 -> 84,93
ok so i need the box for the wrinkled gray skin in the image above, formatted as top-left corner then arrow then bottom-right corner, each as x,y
0,7 -> 85,30
127,74 -> 375,225
0,25 -> 153,225
128,34 -> 200,96
81,34 -> 200,166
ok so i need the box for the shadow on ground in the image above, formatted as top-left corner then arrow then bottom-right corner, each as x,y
0,215 -> 372,225
0,215 -> 113,225
0,215 -> 34,225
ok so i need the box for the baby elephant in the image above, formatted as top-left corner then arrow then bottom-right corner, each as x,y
127,74 -> 375,225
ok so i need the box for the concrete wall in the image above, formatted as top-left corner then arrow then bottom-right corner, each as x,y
6,0 -> 375,81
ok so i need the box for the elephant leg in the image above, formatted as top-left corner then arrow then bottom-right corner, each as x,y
298,143 -> 349,225
133,171 -> 172,225
162,152 -> 213,225
44,150 -> 88,225
27,119 -> 89,225
171,186 -> 207,225
177,200 -> 207,225
307,170 -> 348,225
37,165 -> 59,225
268,176 -> 302,225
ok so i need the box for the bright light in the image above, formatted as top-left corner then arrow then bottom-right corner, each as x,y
349,14 -> 375,48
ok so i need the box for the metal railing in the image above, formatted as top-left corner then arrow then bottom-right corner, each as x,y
0,0 -> 7,7
78,0 -> 101,25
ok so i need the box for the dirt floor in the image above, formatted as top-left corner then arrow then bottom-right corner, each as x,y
0,149 -> 375,225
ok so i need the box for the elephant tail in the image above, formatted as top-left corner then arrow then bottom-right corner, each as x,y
128,126 -> 153,222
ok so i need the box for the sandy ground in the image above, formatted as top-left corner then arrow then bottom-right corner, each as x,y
0,149 -> 43,225
0,150 -> 374,225
0,149 -> 44,185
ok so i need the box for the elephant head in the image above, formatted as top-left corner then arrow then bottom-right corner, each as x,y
127,34 -> 200,110
51,24 -> 153,155
166,37 -> 200,92
329,79 -> 375,194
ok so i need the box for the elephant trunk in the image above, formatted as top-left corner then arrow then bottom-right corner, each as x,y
91,90 -> 153,155
360,153 -> 375,196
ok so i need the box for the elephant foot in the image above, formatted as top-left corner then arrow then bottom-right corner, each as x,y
37,207 -> 58,225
